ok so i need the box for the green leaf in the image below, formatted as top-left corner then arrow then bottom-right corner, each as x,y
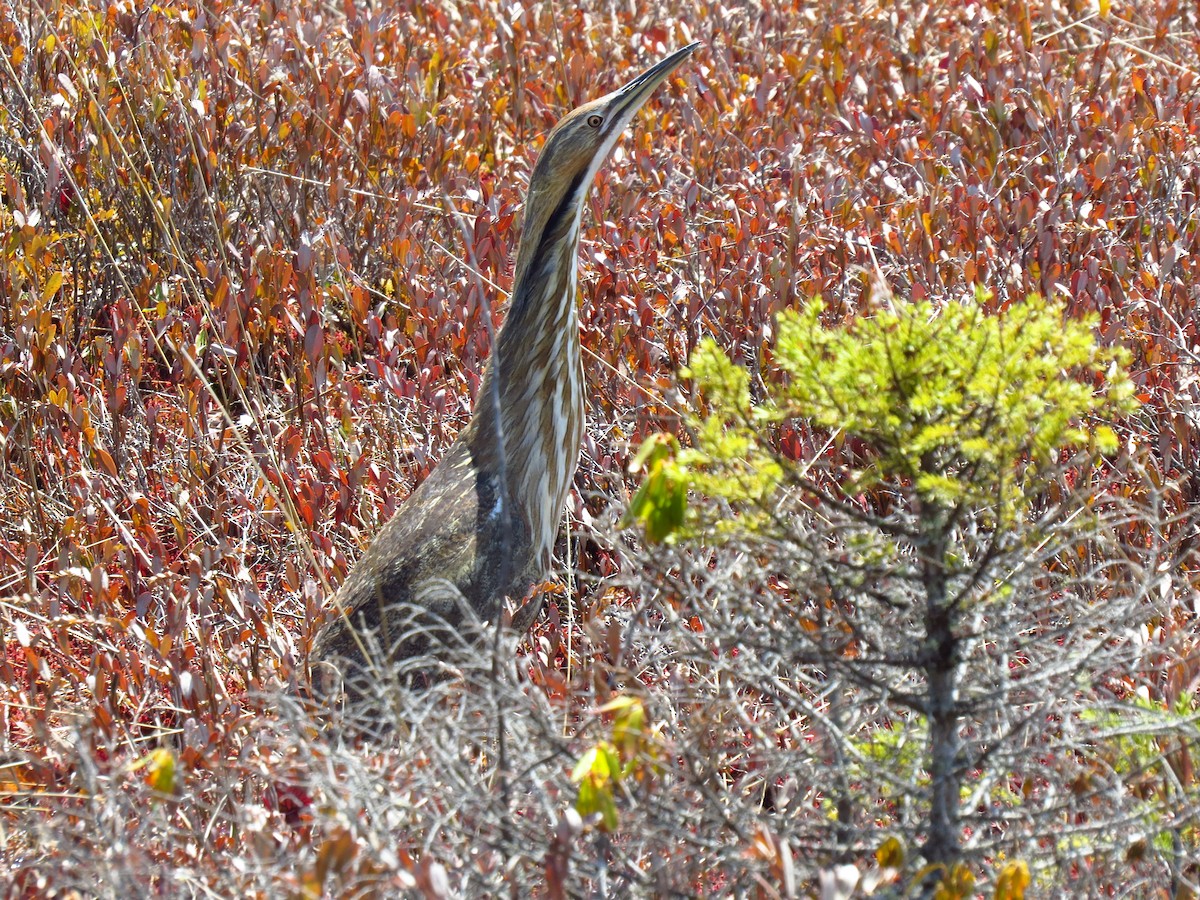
570,746 -> 601,783
572,741 -> 623,831
627,432 -> 677,474
622,434 -> 688,543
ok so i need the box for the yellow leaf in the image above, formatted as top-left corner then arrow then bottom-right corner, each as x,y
1094,425 -> 1118,454
132,748 -> 178,795
994,860 -> 1030,900
876,835 -> 905,869
610,698 -> 646,762
927,862 -> 975,900
41,271 -> 65,302
598,695 -> 640,713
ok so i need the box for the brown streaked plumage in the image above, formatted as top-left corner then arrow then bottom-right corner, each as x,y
310,43 -> 700,699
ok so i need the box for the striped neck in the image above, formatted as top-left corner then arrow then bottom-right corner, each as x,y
465,175 -> 589,569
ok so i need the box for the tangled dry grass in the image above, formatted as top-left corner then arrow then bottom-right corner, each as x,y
2,0 -> 1199,894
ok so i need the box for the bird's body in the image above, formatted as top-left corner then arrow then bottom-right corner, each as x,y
310,43 -> 699,697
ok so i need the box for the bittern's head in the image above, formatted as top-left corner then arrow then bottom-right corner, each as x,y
516,42 -> 700,271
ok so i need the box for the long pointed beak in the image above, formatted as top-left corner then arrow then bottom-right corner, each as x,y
605,42 -> 701,128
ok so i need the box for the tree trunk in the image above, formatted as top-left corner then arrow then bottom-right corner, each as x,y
920,516 -> 962,871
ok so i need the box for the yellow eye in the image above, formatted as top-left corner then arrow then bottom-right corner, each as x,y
586,114 -> 603,128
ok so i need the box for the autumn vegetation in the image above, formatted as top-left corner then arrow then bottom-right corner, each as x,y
1,0 -> 1198,896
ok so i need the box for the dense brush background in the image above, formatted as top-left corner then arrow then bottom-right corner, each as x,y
1,0 -> 1198,895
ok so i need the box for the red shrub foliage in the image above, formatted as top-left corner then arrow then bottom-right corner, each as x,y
1,0 -> 1197,892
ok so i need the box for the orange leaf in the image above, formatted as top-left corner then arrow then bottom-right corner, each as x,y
95,447 -> 117,477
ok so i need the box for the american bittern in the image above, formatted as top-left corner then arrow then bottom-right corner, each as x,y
311,43 -> 699,697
